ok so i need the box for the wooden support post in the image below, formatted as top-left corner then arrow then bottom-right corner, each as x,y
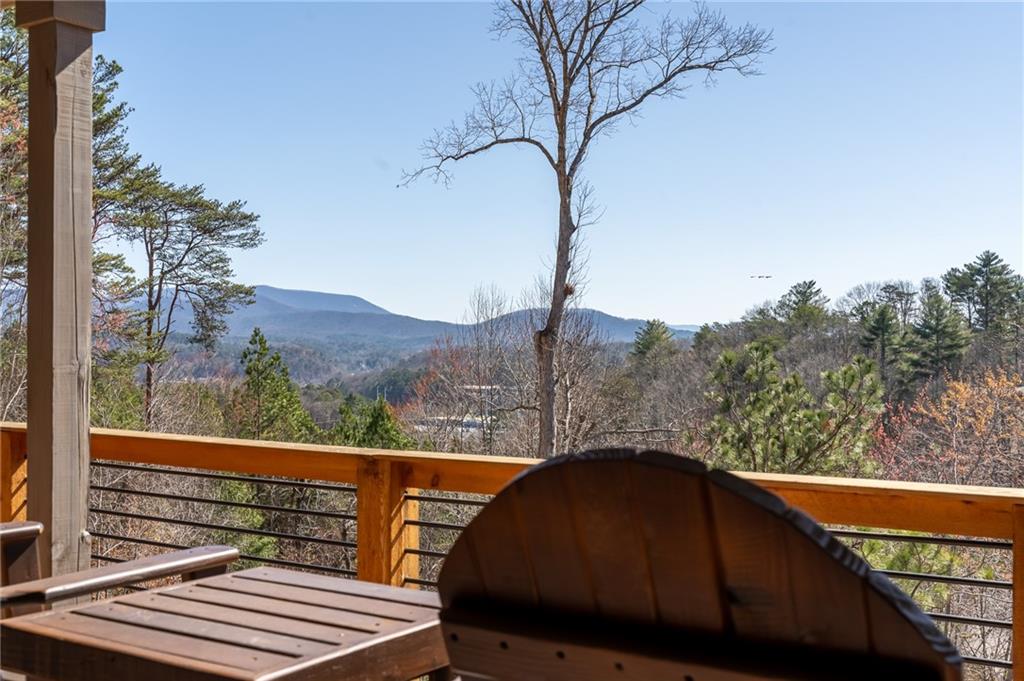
356,459 -> 420,586
1013,504 -> 1023,681
16,0 -> 105,577
0,428 -> 29,522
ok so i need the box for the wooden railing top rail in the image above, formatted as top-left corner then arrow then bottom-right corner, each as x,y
1,422 -> 533,496
4,421 -> 1024,538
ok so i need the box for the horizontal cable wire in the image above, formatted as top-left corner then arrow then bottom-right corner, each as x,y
90,507 -> 357,549
90,532 -> 356,577
879,570 -> 1012,590
90,485 -> 356,521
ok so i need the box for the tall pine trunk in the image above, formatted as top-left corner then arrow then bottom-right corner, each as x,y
143,361 -> 154,428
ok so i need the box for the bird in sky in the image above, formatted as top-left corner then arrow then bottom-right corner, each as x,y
749,275 -> 774,279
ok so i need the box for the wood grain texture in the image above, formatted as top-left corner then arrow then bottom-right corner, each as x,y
0,520 -> 44,618
628,455 -> 726,630
0,544 -> 238,607
8,423 -> 537,495
0,429 -> 28,522
563,457 -> 657,622
1013,504 -> 1023,681
355,459 -> 420,586
511,457 -> 595,613
196,574 -> 435,623
19,1 -> 102,579
741,470 -> 1024,539
3,421 -> 1021,537
1,567 -> 448,681
439,449 -> 962,681
15,1 -> 105,31
441,608 -> 945,681
235,567 -> 440,608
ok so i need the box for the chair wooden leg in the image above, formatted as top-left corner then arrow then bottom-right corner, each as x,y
425,667 -> 454,681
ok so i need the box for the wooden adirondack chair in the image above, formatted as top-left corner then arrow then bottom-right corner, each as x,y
0,520 -> 238,618
438,449 -> 962,681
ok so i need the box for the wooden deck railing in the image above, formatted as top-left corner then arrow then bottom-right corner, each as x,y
2,421 -> 1023,677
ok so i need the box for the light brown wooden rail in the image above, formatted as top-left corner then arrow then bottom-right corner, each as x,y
2,422 -> 1023,677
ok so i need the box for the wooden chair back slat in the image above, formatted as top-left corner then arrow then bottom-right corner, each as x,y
511,461 -> 596,613
439,449 -> 961,681
563,457 -> 659,622
628,456 -> 726,631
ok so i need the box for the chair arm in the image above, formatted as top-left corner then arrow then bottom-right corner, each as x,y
0,545 -> 239,608
0,521 -> 44,545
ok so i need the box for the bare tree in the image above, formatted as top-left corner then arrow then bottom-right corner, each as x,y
407,1 -> 772,456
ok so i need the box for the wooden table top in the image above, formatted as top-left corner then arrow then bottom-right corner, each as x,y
0,567 -> 448,681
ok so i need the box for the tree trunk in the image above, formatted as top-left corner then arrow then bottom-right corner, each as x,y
143,361 -> 154,428
535,180 -> 574,458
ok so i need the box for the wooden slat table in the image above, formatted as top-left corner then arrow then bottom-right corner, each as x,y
0,567 -> 449,681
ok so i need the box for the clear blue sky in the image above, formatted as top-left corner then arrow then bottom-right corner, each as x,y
96,1 -> 1023,325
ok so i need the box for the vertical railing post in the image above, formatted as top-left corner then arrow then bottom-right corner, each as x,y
16,0 -> 105,578
1013,504 -> 1023,681
0,428 -> 29,522
356,458 -> 420,586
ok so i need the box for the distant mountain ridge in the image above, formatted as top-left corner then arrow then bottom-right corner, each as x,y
250,285 -> 390,316
167,286 -> 699,384
217,286 -> 695,346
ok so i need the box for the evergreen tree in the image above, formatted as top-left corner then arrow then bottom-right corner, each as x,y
941,267 -> 977,329
859,303 -> 899,384
328,394 -> 413,450
775,280 -> 829,329
966,251 -> 1022,332
236,328 -> 318,442
706,342 -> 882,475
944,251 -> 1023,332
117,173 -> 263,425
630,319 -> 678,375
900,289 -> 970,382
631,319 -> 675,358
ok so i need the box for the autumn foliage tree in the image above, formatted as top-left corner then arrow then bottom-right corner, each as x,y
875,369 -> 1024,489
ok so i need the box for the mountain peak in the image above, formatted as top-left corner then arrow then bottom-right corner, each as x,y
253,286 -> 390,315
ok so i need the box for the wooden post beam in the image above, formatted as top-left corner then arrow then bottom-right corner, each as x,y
0,428 -> 29,522
1013,504 -> 1023,681
16,0 -> 104,577
356,459 -> 420,586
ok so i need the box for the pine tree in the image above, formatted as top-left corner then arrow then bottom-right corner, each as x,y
118,174 -> 263,425
967,251 -> 1021,332
706,342 -> 882,475
941,267 -> 977,329
944,251 -> 1023,332
328,394 -> 413,450
901,289 -> 970,381
236,328 -> 318,442
859,303 -> 899,384
775,280 -> 829,329
631,320 -> 677,361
